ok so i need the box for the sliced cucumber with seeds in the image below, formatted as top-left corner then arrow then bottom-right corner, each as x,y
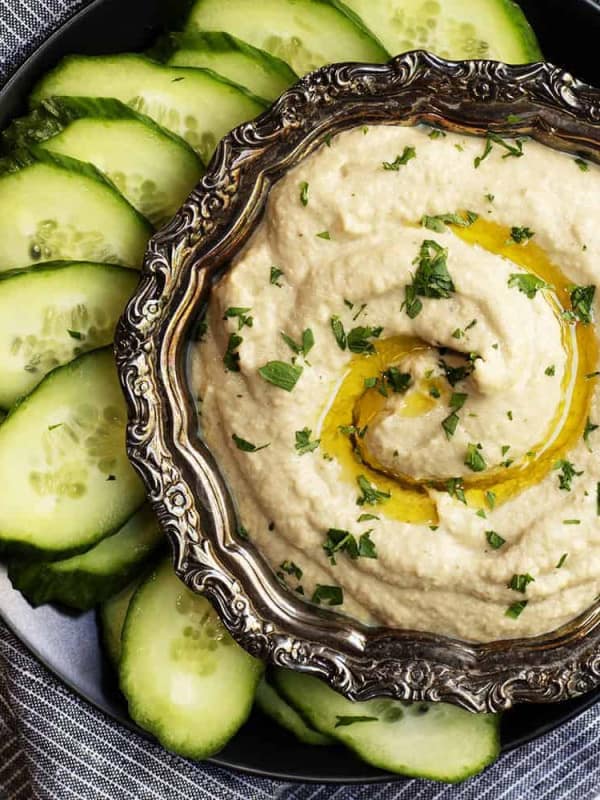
184,0 -> 388,76
100,576 -> 144,666
0,348 -> 146,560
339,0 -> 542,62
3,97 -> 204,228
30,55 -> 267,163
160,32 -> 298,102
0,262 -> 138,410
256,676 -> 334,746
274,669 -> 501,782
7,505 -> 162,610
0,149 -> 150,272
120,558 -> 263,760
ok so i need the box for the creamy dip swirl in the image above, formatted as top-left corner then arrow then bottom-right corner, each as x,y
192,124 -> 600,642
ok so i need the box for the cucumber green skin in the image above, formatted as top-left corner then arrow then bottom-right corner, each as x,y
0,347 -> 146,561
29,54 -> 267,164
336,0 -> 542,62
184,0 -> 388,76
2,96 -> 203,164
0,261 -> 138,410
7,505 -> 163,611
273,669 -> 501,782
255,676 -> 334,746
158,31 -> 298,100
100,576 -> 145,667
120,558 -> 264,760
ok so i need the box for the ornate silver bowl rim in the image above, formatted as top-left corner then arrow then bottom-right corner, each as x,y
116,51 -> 600,713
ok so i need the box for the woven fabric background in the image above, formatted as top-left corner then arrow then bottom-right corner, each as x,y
0,2 -> 599,799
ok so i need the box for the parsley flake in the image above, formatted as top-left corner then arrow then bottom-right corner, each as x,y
347,326 -> 383,354
357,475 -> 390,506
224,306 -> 253,330
508,573 -> 535,593
258,361 -> 303,391
508,226 -> 535,244
299,181 -> 309,206
486,530 -> 505,549
568,285 -> 595,324
465,443 -> 486,472
421,210 -> 478,233
382,146 -> 416,170
330,315 -> 347,350
575,158 -> 589,172
545,365 -> 555,376
312,584 -> 343,606
402,240 -> 455,319
295,428 -> 320,455
316,230 -> 331,240
232,433 -> 269,452
556,553 -> 569,568
508,272 -> 552,299
442,412 -> 459,439
446,477 -> 467,504
270,266 -> 284,286
280,561 -> 303,580
67,329 -> 83,340
506,600 -> 528,619
485,491 -> 496,509
223,333 -> 242,372
281,328 -> 314,358
584,417 -> 598,450
554,459 -> 583,491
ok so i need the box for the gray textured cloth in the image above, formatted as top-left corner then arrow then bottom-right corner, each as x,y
0,2 -> 599,798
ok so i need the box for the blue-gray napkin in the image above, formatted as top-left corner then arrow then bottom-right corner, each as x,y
0,3 -> 599,798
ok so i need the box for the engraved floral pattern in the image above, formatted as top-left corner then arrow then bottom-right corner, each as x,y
115,52 -> 600,713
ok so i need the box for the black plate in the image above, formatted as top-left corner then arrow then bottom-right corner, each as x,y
0,0 -> 599,784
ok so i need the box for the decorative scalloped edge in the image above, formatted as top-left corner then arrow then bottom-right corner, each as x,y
116,51 -> 600,713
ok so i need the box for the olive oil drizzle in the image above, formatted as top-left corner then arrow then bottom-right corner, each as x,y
319,218 -> 597,525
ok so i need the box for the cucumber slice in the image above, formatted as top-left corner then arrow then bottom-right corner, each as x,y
7,505 -> 162,610
162,32 -> 298,102
339,0 -> 542,62
100,577 -> 143,666
0,348 -> 146,560
256,676 -> 334,746
120,558 -> 263,759
0,149 -> 150,272
0,262 -> 138,410
273,669 -> 500,782
30,55 -> 267,163
184,0 -> 388,76
3,97 -> 204,228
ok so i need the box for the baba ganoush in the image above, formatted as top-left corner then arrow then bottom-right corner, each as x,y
192,124 -> 600,642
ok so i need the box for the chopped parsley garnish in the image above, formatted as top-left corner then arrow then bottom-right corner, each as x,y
358,513 -> 379,522
445,477 -> 466,504
324,133 -> 333,147
501,445 -> 510,457
270,266 -> 284,286
438,356 -> 477,387
281,328 -> 314,358
347,326 -> 383,354
356,475 -> 391,506
330,316 -> 347,350
48,423 -> 63,431
450,392 -> 468,411
323,528 -> 377,564
299,181 -> 309,206
237,524 -> 250,540
402,240 -> 455,319
352,302 -> 367,321
451,319 -> 477,340
335,715 -> 378,728
383,367 -> 411,393
364,377 -> 377,389
67,329 -> 83,340
563,519 -> 581,525
485,193 -> 495,202
486,530 -> 506,549
420,210 -> 478,233
474,133 -> 524,168
279,561 -> 303,580
316,230 -> 331,240
295,427 -> 320,455
485,491 -> 496,510
476,509 -> 487,519
545,365 -> 555,376
465,443 -> 486,472
554,459 -> 583,491
258,361 -> 303,391
232,433 -> 269,452
567,284 -> 595,324
224,306 -> 253,330
508,226 -> 535,245
506,600 -> 528,619
382,146 -> 416,170
311,584 -> 343,606
507,272 -> 552,299
223,333 -> 242,372
428,129 -> 446,140
507,410 -> 513,420
584,417 -> 598,450
508,573 -> 535,593
556,553 -> 569,568
441,413 -> 459,439
430,386 -> 441,398
575,158 -> 589,172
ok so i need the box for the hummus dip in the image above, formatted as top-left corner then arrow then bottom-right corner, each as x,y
192,124 -> 600,642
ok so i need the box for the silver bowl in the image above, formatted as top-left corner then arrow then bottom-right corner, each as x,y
116,51 -> 600,713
